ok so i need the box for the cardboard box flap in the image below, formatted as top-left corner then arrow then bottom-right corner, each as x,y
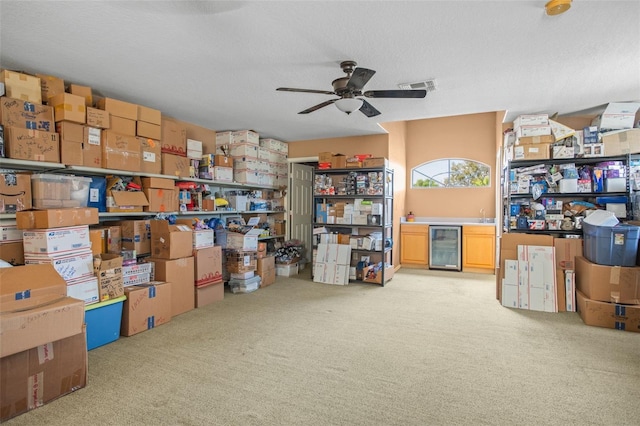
150,220 -> 191,233
111,191 -> 149,207
0,264 -> 68,312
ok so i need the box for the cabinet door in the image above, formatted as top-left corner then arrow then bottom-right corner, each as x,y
400,225 -> 429,265
462,226 -> 495,270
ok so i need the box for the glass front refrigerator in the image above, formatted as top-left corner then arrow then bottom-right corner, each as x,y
429,225 -> 462,271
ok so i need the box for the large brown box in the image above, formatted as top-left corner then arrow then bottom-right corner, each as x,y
48,92 -> 86,124
86,107 -> 110,129
601,129 -> 640,156
142,177 -> 178,213
257,255 -> 276,287
96,97 -> 138,120
36,73 -> 65,102
194,246 -> 223,287
110,116 -> 136,136
56,121 -> 84,165
0,241 -> 24,265
331,154 -> 347,169
576,290 -> 640,333
363,157 -> 389,168
0,330 -> 88,423
0,172 -> 32,212
101,130 -> 141,171
195,281 -> 224,308
149,256 -> 195,317
5,126 -> 60,162
91,224 -> 122,254
0,70 -> 41,103
0,96 -> 55,132
575,256 -> 640,304
139,137 -> 162,174
117,219 -> 151,255
107,191 -> 149,213
121,282 -> 172,336
553,237 -> 583,312
16,207 -> 99,229
137,121 -> 161,140
150,220 -> 193,259
83,126 -> 102,167
161,152 -> 190,177
68,84 -> 93,106
138,105 -> 161,125
93,253 -> 124,302
161,118 -> 187,156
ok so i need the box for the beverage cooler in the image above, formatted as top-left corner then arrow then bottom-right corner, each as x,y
429,226 -> 462,271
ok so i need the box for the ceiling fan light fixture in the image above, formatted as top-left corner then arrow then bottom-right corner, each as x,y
335,98 -> 363,114
545,0 -> 571,16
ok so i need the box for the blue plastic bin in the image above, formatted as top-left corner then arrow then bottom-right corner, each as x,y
85,296 -> 126,350
582,222 -> 640,266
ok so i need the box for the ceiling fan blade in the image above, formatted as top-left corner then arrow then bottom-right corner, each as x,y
346,68 -> 376,91
299,99 -> 339,114
359,99 -> 381,118
364,89 -> 427,98
277,87 -> 336,95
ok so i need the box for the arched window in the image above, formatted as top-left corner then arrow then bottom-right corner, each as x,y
411,158 -> 490,188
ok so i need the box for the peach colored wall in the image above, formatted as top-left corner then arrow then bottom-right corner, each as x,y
405,112 -> 498,218
287,134 -> 389,158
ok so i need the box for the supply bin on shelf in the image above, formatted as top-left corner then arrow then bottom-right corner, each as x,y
85,295 -> 126,350
582,222 -> 640,266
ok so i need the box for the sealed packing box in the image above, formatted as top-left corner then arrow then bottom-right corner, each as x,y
137,121 -> 161,140
576,290 -> 640,333
193,245 -> 223,287
110,116 -> 136,136
149,256 -> 195,317
93,253 -> 124,301
48,92 -> 86,124
195,282 -> 224,308
0,172 -> 32,212
0,225 -> 22,244
257,255 -> 276,287
66,275 -> 100,305
117,219 -> 151,255
16,207 -> 99,229
363,157 -> 389,168
139,137 -> 162,175
121,281 -> 172,336
22,225 -> 91,255
0,263 -> 66,313
513,143 -> 551,161
56,121 -> 85,165
138,105 -> 161,125
161,152 -> 190,177
36,73 -> 65,101
68,84 -> 93,106
83,126 -> 102,167
0,96 -> 55,131
226,250 -> 257,273
101,130 -> 141,171
232,130 -> 259,145
0,241 -> 24,265
0,70 -> 41,103
161,118 -> 187,155
5,127 -> 60,162
0,330 -> 87,423
86,107 -> 109,129
107,190 -> 149,213
141,177 -> 178,213
575,256 -> 640,304
149,220 -> 193,259
91,224 -> 122,254
96,97 -> 138,120
187,138 -> 203,159
25,249 -> 94,281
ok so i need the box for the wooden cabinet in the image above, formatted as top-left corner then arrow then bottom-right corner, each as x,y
400,224 -> 429,267
462,225 -> 495,273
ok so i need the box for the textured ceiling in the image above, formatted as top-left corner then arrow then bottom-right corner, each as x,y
1,1 -> 639,142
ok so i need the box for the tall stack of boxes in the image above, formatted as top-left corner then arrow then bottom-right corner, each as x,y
256,242 -> 276,287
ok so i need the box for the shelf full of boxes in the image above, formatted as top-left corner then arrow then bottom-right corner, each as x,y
311,152 -> 394,286
498,102 -> 640,334
0,69 -> 290,422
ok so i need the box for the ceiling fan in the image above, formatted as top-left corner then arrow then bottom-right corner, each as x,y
276,60 -> 427,117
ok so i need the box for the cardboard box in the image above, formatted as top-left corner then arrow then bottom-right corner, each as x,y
576,290 -> 640,333
330,154 -> 346,169
5,126 -> 60,162
138,105 -> 161,125
150,220 -> 193,259
226,228 -> 262,251
161,118 -> 187,155
257,255 -> 276,287
93,253 -> 124,302
363,157 -> 389,168
68,84 -> 93,106
86,107 -> 110,129
91,224 -> 122,254
318,152 -> 334,163
187,138 -> 203,159
117,219 -> 151,255
143,186 -> 178,213
56,121 -> 84,165
513,143 -> 551,160
601,129 -> 640,156
0,172 -> 32,212
0,330 -> 87,423
25,249 -> 94,281
121,281 -> 172,336
16,207 -> 99,229
554,238 -> 583,271
110,116 -> 136,136
139,137 -> 162,174
161,152 -> 190,177
149,256 -> 195,317
575,256 -> 640,304
36,73 -> 65,101
137,121 -> 161,140
193,246 -> 223,287
0,241 -> 24,265
107,190 -> 149,213
195,281 -> 224,308
83,126 -> 102,167
89,228 -> 104,255
96,97 -> 138,120
22,225 -> 90,255
362,265 -> 394,284
48,92 -> 86,124
0,70 -> 41,103
0,96 -> 55,132
0,263 -> 66,311
517,134 -> 555,145
66,275 -> 99,305
101,130 -> 141,171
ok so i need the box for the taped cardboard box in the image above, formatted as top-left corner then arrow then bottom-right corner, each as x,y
193,246 -> 223,287
16,207 -> 99,229
0,329 -> 87,423
576,290 -> 640,333
161,117 -> 187,156
68,84 -> 93,107
110,116 -> 136,136
86,107 -> 109,129
138,105 -> 161,125
139,137 -> 162,175
48,92 -> 86,124
0,70 -> 41,103
121,281 -> 172,336
116,219 -> 151,255
0,241 -> 24,265
5,126 -> 60,162
83,126 -> 102,167
56,121 -> 84,165
575,256 -> 640,304
148,256 -> 195,317
195,281 -> 224,308
96,97 -> 138,120
93,253 -> 124,302
36,73 -> 65,102
149,220 -> 193,259
0,172 -> 31,213
0,96 -> 55,131
101,130 -> 141,172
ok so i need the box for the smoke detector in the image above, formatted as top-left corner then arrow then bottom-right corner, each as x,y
398,79 -> 437,92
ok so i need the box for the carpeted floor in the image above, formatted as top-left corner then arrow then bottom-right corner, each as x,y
5,268 -> 640,425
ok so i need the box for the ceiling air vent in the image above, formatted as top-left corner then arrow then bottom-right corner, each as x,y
398,79 -> 437,92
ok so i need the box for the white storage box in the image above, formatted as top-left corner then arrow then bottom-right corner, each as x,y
514,114 -> 549,128
604,177 -> 626,192
0,225 -> 23,243
516,125 -> 552,138
229,275 -> 261,293
193,229 -> 214,249
231,130 -> 259,145
276,262 -> 299,277
213,166 -> 233,182
226,143 -> 258,158
559,178 -> 578,193
22,225 -> 91,255
25,249 -> 94,281
66,275 -> 99,305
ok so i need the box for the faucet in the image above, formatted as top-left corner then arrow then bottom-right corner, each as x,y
480,208 -> 486,223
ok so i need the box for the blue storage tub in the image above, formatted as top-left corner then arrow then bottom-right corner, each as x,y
583,222 -> 640,266
85,295 -> 126,350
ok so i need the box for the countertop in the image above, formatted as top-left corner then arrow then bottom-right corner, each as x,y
400,217 -> 497,227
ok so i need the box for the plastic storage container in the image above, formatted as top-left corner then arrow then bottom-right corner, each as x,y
85,296 -> 126,350
582,222 -> 640,266
229,275 -> 261,293
31,173 -> 91,209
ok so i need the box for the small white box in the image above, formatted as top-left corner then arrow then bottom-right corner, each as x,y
552,145 -> 574,159
226,228 -> 262,251
276,262 -> 299,277
227,195 -> 248,211
514,114 -> 549,128
516,125 -> 552,138
213,166 -> 233,182
187,139 -> 203,159
232,130 -> 259,145
559,178 -> 578,193
606,203 -> 627,218
22,225 -> 91,255
25,249 -> 94,281
66,275 -> 99,305
122,262 -> 154,277
193,229 -> 214,249
123,272 -> 151,287
0,225 -> 23,243
604,177 -> 626,192
216,131 -> 233,145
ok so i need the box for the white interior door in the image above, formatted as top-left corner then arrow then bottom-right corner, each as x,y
289,163 -> 314,262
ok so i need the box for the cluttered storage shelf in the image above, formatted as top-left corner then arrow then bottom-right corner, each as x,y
311,164 -> 394,286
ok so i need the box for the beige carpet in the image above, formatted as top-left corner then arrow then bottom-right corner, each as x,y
5,268 -> 640,426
